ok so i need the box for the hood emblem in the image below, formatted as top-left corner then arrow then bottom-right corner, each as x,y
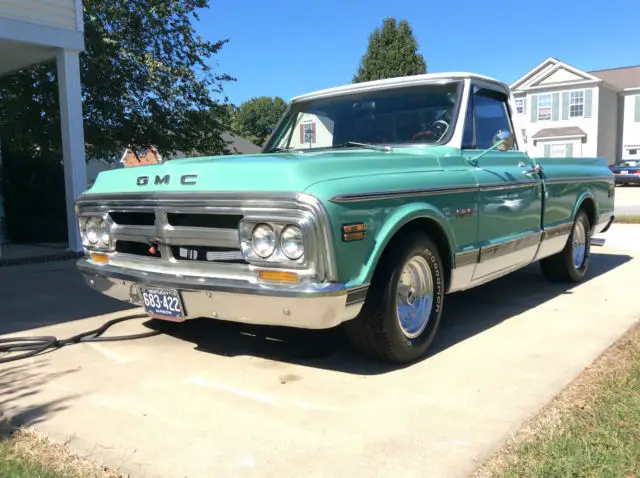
136,174 -> 198,186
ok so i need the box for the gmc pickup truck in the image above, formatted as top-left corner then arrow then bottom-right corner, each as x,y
75,72 -> 616,364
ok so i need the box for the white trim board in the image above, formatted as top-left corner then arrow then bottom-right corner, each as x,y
0,17 -> 84,52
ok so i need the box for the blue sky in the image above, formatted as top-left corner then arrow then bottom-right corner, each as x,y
198,0 -> 640,106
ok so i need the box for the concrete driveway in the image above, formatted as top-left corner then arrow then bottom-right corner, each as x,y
1,225 -> 639,478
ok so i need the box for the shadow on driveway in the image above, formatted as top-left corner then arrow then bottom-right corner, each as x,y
146,251 -> 632,375
0,359 -> 81,429
1,260 -> 136,336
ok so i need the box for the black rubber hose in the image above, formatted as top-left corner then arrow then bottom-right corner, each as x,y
0,314 -> 161,364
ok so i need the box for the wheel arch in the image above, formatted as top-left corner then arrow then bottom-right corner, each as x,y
356,204 -> 456,292
573,191 -> 597,230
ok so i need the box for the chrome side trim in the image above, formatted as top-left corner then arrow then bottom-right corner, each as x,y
454,249 -> 480,268
542,222 -> 573,239
450,225 -> 576,292
533,222 -> 572,261
478,231 -> 541,262
543,175 -> 614,184
330,180 -> 537,203
329,175 -> 614,203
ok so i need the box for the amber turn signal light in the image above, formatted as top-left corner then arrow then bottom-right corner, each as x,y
342,222 -> 366,241
258,270 -> 300,284
90,252 -> 109,264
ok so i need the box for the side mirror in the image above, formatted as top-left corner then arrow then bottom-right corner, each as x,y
493,130 -> 514,151
468,129 -> 516,164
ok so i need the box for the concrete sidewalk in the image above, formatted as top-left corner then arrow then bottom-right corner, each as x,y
1,244 -> 639,477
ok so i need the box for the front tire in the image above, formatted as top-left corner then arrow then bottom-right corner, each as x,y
344,232 -> 445,364
540,209 -> 591,282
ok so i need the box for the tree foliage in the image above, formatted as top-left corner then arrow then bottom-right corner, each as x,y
353,18 -> 426,83
0,0 -> 235,161
230,96 -> 287,147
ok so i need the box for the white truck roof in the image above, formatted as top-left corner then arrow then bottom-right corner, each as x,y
290,72 -> 511,103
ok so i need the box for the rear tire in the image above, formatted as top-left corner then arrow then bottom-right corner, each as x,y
344,232 -> 445,364
540,209 -> 591,282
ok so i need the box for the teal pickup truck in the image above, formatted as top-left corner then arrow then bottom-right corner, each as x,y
75,72 -> 615,364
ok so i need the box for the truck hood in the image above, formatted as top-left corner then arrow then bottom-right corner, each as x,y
84,147 -> 454,196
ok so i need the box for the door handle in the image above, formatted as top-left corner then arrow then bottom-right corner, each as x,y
522,164 -> 543,176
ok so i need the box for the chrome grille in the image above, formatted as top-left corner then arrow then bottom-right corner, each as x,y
75,192 -> 339,283
103,207 -> 244,265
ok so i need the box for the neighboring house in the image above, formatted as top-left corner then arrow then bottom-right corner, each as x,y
287,113 -> 335,149
0,0 -> 86,248
510,57 -> 640,164
122,132 -> 261,167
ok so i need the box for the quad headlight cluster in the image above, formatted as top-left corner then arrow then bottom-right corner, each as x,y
239,221 -> 307,265
78,215 -> 112,250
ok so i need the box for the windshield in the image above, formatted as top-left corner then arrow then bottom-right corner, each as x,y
263,81 -> 462,153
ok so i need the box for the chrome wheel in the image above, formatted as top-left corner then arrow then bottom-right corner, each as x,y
396,255 -> 434,339
572,219 -> 587,269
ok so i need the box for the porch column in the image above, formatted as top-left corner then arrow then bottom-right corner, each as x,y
57,48 -> 87,252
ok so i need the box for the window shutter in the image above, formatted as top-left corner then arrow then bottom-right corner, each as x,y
311,122 -> 316,143
299,124 -> 304,143
562,92 -> 570,120
635,95 -> 640,122
584,89 -> 593,118
552,93 -> 560,121
530,95 -> 538,123
565,142 -> 573,157
544,144 -> 551,157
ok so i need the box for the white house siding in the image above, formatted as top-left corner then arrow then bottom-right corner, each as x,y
0,0 -> 78,30
519,85 -> 599,158
621,93 -> 640,160
596,86 -> 619,164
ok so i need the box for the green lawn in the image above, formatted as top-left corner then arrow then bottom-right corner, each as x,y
613,215 -> 640,224
493,327 -> 640,478
0,440 -> 62,478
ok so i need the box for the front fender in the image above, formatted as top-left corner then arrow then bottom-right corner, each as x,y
346,201 -> 456,287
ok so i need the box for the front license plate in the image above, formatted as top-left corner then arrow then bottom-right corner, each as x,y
140,287 -> 185,321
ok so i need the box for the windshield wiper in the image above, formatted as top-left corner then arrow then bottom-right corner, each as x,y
337,141 -> 393,152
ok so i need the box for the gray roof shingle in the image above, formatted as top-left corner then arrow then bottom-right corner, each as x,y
589,65 -> 640,90
531,126 -> 587,139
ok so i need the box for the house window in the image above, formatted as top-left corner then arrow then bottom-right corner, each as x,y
538,94 -> 552,121
550,144 -> 566,157
300,121 -> 316,144
515,98 -> 525,114
569,90 -> 584,117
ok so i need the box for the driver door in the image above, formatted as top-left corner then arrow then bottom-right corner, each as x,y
460,85 -> 543,280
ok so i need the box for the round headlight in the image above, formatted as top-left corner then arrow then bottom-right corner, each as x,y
281,225 -> 304,260
251,223 -> 276,258
98,219 -> 110,247
85,218 -> 100,244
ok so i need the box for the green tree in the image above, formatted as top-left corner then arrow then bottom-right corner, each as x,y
353,18 -> 426,83
0,0 -> 235,161
231,96 -> 287,146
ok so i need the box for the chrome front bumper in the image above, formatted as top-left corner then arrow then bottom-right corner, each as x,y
77,259 -> 366,329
